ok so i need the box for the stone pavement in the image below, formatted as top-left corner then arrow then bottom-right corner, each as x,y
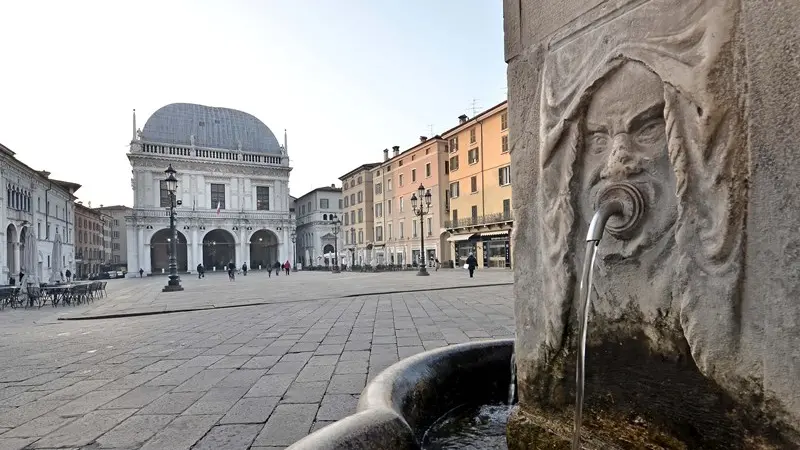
0,270 -> 514,449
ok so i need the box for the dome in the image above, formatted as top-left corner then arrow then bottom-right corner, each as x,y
141,103 -> 282,154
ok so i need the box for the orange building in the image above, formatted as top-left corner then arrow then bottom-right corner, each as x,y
442,101 -> 512,268
372,137 -> 450,267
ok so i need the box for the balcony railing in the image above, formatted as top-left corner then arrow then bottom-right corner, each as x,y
129,207 -> 290,222
444,211 -> 513,229
136,141 -> 288,166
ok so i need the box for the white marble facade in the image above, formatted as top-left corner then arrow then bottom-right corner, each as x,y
295,186 -> 342,267
126,104 -> 294,276
1,144 -> 79,284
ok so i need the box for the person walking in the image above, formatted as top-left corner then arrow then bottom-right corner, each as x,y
242,263 -> 248,276
227,261 -> 236,281
434,258 -> 440,272
274,261 -> 281,276
466,253 -> 477,278
284,260 -> 291,275
65,269 -> 72,282
139,268 -> 144,278
197,263 -> 205,279
267,264 -> 272,277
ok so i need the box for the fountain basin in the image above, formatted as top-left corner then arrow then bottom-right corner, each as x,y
286,339 -> 514,450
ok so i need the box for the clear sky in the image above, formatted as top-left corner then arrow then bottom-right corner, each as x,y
0,0 -> 506,206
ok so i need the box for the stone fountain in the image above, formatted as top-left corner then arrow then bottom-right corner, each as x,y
288,0 -> 800,448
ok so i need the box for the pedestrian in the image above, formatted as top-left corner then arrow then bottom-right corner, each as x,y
434,258 -> 440,272
227,260 -> 236,281
65,269 -> 72,282
267,264 -> 272,277
242,263 -> 248,276
139,268 -> 144,278
284,260 -> 291,275
197,263 -> 205,279
466,253 -> 477,278
274,261 -> 281,276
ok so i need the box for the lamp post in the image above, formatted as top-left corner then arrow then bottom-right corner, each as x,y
162,164 -> 184,292
410,184 -> 433,276
290,230 -> 297,271
330,214 -> 342,273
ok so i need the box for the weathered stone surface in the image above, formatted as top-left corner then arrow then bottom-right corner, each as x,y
505,0 -> 800,446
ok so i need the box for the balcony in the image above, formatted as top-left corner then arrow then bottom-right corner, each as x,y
444,211 -> 514,230
130,207 -> 291,222
135,142 -> 288,166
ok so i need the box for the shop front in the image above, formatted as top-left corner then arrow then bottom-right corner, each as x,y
479,230 -> 511,268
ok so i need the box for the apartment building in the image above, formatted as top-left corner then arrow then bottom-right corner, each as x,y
338,163 -> 381,266
443,101 -> 512,268
95,205 -> 131,270
372,137 -> 451,267
295,185 -> 342,267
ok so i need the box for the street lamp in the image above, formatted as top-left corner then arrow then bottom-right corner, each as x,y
410,184 -> 433,276
290,230 -> 297,272
330,213 -> 342,273
162,164 -> 183,292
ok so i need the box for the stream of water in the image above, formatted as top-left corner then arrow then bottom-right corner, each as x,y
508,351 -> 516,405
572,241 -> 600,450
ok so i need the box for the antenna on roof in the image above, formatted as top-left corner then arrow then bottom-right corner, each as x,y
469,98 -> 481,116
427,124 -> 434,136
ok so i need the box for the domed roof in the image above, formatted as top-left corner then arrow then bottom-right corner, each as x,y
141,103 -> 282,154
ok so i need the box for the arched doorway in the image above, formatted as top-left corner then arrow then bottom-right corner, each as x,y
250,230 -> 278,269
203,229 -> 236,270
6,224 -> 17,278
323,244 -> 334,266
150,229 -> 188,273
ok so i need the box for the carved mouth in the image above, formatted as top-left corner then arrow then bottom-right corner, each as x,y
593,182 -> 647,240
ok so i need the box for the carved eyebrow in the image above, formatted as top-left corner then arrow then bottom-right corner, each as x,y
585,123 -> 608,134
628,102 -> 666,130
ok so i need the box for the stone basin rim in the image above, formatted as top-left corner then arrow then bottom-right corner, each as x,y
286,338 -> 515,450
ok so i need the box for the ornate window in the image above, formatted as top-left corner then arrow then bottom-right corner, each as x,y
256,186 -> 270,210
211,183 -> 225,209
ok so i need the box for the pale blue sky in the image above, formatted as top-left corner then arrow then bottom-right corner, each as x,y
0,0 -> 506,205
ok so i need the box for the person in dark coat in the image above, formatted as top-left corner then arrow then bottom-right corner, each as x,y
242,263 -> 248,276
65,269 -> 72,282
227,261 -> 236,281
274,261 -> 281,276
197,264 -> 205,279
139,268 -> 144,278
466,253 -> 477,278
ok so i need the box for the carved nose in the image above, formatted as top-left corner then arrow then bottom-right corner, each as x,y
600,134 -> 640,180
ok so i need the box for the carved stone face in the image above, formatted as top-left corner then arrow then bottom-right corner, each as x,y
578,62 -> 677,257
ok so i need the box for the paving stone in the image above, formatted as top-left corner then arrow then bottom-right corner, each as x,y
52,389 -> 129,417
2,413 -> 73,438
0,437 -> 36,450
372,335 -> 397,344
320,335 -> 348,345
339,351 -> 370,362
253,403 -> 317,447
242,355 -> 281,369
0,399 -> 67,428
343,341 -> 371,351
31,408 -> 136,448
101,386 -> 171,409
306,355 -> 339,366
140,414 -> 220,450
398,346 -> 426,359
314,344 -> 344,355
220,396 -> 279,424
294,364 -> 335,383
282,381 -> 328,404
145,365 -> 205,386
311,420 -> 336,432
182,387 -> 247,415
216,369 -> 266,388
138,391 -> 205,415
316,394 -> 359,421
194,423 -> 262,449
95,413 -> 175,448
245,374 -> 296,398
39,380 -> 111,401
334,360 -> 368,375
208,355 -> 252,369
139,359 -> 187,372
267,361 -> 306,375
327,374 -> 366,395
279,352 -> 313,363
172,368 -> 234,392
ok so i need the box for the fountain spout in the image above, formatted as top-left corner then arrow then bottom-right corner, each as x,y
573,182 -> 645,450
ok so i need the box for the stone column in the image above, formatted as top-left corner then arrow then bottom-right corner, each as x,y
192,228 -> 199,270
239,228 -> 246,266
12,242 -> 20,277
505,0 -> 800,447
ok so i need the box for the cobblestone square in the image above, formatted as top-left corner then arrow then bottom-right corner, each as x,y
0,270 -> 513,449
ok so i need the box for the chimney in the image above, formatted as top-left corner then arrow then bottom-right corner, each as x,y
458,114 -> 468,124
331,184 -> 335,188
383,148 -> 389,161
88,201 -> 92,208
419,136 -> 427,143
392,146 -> 400,157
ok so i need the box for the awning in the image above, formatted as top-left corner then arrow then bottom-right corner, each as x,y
447,233 -> 476,242
480,230 -> 510,238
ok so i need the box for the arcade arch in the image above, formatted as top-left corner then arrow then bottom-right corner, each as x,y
150,228 -> 188,272
250,229 -> 279,269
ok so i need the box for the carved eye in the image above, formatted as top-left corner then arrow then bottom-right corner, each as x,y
634,119 -> 664,145
586,132 -> 609,154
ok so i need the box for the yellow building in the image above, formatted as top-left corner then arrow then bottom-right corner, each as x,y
338,163 -> 381,267
442,101 -> 512,268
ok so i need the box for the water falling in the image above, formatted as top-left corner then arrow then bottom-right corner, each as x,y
572,241 -> 600,450
508,351 -> 516,405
